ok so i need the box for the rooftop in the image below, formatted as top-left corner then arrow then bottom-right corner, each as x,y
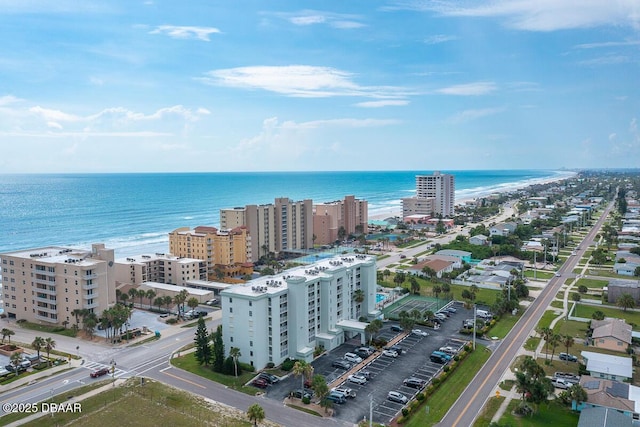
1,246 -> 104,266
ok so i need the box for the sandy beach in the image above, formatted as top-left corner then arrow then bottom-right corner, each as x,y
368,171 -> 576,221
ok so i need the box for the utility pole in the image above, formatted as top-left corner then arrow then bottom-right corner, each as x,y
473,304 -> 476,350
369,394 -> 374,427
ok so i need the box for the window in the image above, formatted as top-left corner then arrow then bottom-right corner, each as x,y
250,341 -> 253,347
249,301 -> 252,307
249,311 -> 252,317
230,336 -> 233,342
229,307 -> 233,313
250,351 -> 253,357
229,298 -> 232,303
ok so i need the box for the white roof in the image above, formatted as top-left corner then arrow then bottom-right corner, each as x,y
581,351 -> 633,378
141,282 -> 211,296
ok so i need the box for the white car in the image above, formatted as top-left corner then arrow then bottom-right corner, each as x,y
411,329 -> 429,337
382,349 -> 398,358
439,346 -> 458,355
344,352 -> 363,364
347,374 -> 367,385
387,391 -> 408,404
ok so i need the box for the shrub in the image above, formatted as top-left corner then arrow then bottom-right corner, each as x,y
402,408 -> 409,417
221,356 -> 235,375
281,358 -> 296,371
432,377 -> 441,386
453,355 -> 460,362
166,318 -> 178,325
266,362 -> 275,369
302,396 -> 311,405
416,392 -> 425,401
443,366 -> 450,373
239,362 -> 254,372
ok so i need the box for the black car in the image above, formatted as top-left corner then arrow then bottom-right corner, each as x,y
332,360 -> 352,370
403,377 -> 426,388
390,325 -> 403,332
5,364 -> 26,373
258,372 -> 279,384
430,354 -> 447,364
386,344 -> 404,355
559,353 -> 578,362
292,388 -> 314,399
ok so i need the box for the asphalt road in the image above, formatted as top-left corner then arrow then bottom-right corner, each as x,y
438,201 -> 613,427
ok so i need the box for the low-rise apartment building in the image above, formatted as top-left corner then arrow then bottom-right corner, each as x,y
221,254 -> 378,370
113,253 -> 206,287
0,243 -> 116,325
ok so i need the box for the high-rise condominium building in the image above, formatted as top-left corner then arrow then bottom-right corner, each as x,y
402,171 -> 455,218
0,243 -> 115,326
313,195 -> 369,245
168,226 -> 253,280
220,198 -> 313,262
220,254 -> 377,370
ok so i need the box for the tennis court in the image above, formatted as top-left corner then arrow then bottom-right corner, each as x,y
383,294 -> 450,319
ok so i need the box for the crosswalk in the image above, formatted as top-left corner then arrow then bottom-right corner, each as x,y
82,360 -> 127,378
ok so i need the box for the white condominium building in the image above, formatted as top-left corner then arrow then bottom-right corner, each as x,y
402,171 -> 455,218
221,254 -> 378,370
0,243 -> 116,325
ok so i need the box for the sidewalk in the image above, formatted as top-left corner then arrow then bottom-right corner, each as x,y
0,357 -> 84,395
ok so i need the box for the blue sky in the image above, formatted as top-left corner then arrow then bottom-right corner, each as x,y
0,0 -> 638,173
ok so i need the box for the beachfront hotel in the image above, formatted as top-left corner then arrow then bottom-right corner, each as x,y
168,226 -> 253,280
220,197 -> 313,262
0,243 -> 116,325
313,195 -> 369,245
402,171 -> 455,219
220,254 -> 378,370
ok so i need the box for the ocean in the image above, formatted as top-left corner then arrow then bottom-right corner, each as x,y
0,170 -> 574,258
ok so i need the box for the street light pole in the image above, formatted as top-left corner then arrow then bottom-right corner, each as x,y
110,359 -> 116,387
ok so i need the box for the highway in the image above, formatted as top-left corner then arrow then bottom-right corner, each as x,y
438,201 -> 613,427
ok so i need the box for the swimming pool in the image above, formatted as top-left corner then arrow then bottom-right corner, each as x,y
376,293 -> 388,304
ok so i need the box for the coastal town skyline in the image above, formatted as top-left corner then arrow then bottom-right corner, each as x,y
1,1 -> 639,174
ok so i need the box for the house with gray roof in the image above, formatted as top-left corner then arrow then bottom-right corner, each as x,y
574,375 -> 640,421
577,406 -> 633,427
489,222 -> 518,237
581,351 -> 633,381
589,318 -> 632,353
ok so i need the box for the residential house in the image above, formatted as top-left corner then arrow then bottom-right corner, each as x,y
607,279 -> 640,304
581,351 -> 633,381
409,258 -> 454,278
577,406 -> 633,427
469,234 -> 489,246
589,318 -> 632,352
574,375 -> 639,422
489,222 -> 517,237
434,249 -> 472,263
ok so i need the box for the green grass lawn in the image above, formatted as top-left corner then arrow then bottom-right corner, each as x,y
404,345 -> 492,427
536,310 -> 558,330
473,396 -> 505,427
490,311 -> 523,339
576,277 -> 608,288
585,269 -> 630,279
498,398 -> 578,426
550,301 -> 563,309
524,270 -> 553,280
573,304 -> 640,328
524,337 -> 541,351
17,321 -> 77,337
20,378 -> 252,427
171,353 -> 261,395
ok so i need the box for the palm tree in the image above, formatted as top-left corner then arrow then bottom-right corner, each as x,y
229,346 -> 241,377
154,297 -> 164,312
174,289 -> 189,316
32,336 -> 45,358
246,403 -> 265,427
1,328 -> 14,344
44,337 -> 56,364
538,327 -> 553,361
562,335 -> 575,364
432,284 -> 442,298
352,289 -> 365,304
187,297 -> 200,312
409,277 -> 420,295
120,292 -> 129,305
549,333 -> 561,362
128,288 -> 138,306
616,293 -> 636,312
71,309 -> 83,328
10,352 -> 22,375
162,295 -> 174,313
146,289 -> 156,309
292,360 -> 313,391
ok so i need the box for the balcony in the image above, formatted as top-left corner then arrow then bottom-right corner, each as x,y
83,293 -> 99,300
36,305 -> 57,314
83,301 -> 99,309
35,294 -> 53,304
35,286 -> 57,296
83,273 -> 98,280
82,283 -> 98,290
34,277 -> 56,287
34,314 -> 57,323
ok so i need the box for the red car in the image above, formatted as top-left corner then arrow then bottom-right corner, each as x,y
90,367 -> 110,378
251,378 -> 269,389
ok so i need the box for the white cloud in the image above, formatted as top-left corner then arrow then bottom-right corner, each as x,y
274,10 -> 366,29
575,40 -> 640,49
30,106 -> 81,122
449,107 -> 504,123
436,82 -> 497,96
388,0 -> 640,31
423,34 -> 457,44
201,65 -> 411,99
579,55 -> 631,66
149,25 -> 221,41
354,100 -> 409,108
0,95 -> 22,106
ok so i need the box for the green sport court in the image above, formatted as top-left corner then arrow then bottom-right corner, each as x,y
382,294 -> 452,319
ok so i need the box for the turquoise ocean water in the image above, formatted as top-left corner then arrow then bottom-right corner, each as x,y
0,170 -> 573,257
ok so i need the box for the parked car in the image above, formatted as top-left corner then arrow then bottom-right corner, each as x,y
5,364 -> 26,373
382,349 -> 398,358
446,307 -> 457,314
355,347 -> 375,358
559,353 -> 578,362
434,313 -> 448,320
347,374 -> 368,385
390,325 -> 403,332
387,391 -> 408,404
332,360 -> 352,370
411,329 -> 429,337
90,367 -> 110,378
439,346 -> 458,355
554,372 -> 580,384
551,378 -> 570,389
344,352 -> 363,364
358,370 -> 372,380
251,378 -> 269,389
386,344 -> 403,355
205,298 -> 218,306
332,386 -> 356,398
258,372 -> 279,384
403,377 -> 426,389
326,391 -> 346,404
292,388 -> 314,399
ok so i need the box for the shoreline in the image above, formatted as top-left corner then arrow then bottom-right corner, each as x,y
368,171 -> 576,221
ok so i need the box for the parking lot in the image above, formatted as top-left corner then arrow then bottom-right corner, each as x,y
261,302 -> 474,425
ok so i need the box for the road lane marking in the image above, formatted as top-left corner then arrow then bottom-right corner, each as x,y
161,370 -> 206,389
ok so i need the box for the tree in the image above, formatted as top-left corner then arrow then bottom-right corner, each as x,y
145,289 -> 156,308
162,295 -> 174,312
32,336 -> 45,358
246,403 -> 265,427
562,335 -> 575,364
194,316 -> 212,365
154,297 -> 164,312
617,293 -> 636,312
538,327 -> 553,361
352,289 -> 364,304
84,312 -> 98,339
175,289 -> 189,316
432,285 -> 442,298
71,309 -> 83,328
44,337 -> 56,365
568,384 -> 588,406
128,288 -> 138,305
119,292 -> 129,305
229,346 -> 241,377
400,313 -> 415,332
365,319 -> 383,344
10,352 -> 22,375
292,360 -> 313,391
409,277 -> 420,295
571,293 -> 581,302
187,297 -> 200,311
311,374 -> 329,405
421,266 -> 436,279
1,328 -> 14,343
393,272 -> 406,286
212,325 -> 224,373
635,266 -> 640,277
549,333 -> 561,362
592,310 -> 605,320
577,285 -> 588,294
